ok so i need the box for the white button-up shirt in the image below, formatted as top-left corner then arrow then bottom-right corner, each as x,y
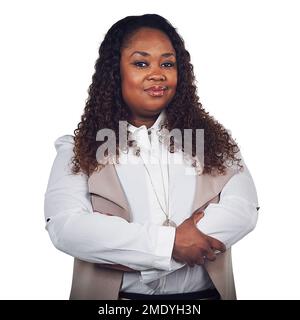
44,111 -> 259,294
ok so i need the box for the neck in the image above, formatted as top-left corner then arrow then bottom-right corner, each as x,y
128,113 -> 160,129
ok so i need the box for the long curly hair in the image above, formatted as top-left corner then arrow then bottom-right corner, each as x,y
72,14 -> 242,176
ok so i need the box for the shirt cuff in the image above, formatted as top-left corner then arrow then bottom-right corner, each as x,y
152,225 -> 176,270
140,259 -> 185,284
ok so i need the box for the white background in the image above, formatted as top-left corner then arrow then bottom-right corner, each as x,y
0,0 -> 299,300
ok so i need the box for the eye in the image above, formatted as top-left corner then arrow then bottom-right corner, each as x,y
132,61 -> 149,68
161,62 -> 176,68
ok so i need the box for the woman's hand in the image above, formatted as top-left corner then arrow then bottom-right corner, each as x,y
172,210 -> 226,267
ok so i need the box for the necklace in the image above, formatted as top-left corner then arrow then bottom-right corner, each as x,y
139,142 -> 177,228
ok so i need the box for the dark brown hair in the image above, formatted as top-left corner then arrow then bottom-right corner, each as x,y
72,14 -> 242,176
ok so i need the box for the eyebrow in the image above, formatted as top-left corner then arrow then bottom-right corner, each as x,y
130,51 -> 176,58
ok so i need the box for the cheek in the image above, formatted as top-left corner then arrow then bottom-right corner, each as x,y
168,69 -> 178,87
174,71 -> 178,87
121,74 -> 145,106
170,74 -> 178,94
122,72 -> 143,93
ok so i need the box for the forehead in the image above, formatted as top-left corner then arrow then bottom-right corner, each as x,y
122,27 -> 175,54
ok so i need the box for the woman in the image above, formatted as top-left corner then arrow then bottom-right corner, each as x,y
44,14 -> 259,300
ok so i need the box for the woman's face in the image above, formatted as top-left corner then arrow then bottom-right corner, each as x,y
120,27 -> 177,120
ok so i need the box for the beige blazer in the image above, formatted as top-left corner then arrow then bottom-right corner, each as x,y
70,164 -> 237,300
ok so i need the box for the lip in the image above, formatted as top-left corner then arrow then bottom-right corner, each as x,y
144,85 -> 168,97
145,85 -> 168,91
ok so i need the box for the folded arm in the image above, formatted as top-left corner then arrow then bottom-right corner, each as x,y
44,135 -> 175,272
141,158 -> 259,283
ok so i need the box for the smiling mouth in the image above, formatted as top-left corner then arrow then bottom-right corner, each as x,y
144,86 -> 168,97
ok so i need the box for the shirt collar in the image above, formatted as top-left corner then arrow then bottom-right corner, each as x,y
127,110 -> 167,151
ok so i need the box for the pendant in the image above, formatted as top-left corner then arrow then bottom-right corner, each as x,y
162,219 -> 177,228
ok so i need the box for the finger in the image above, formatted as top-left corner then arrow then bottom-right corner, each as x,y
204,250 -> 216,262
192,210 -> 204,224
200,245 -> 216,262
195,256 -> 206,265
207,236 -> 226,253
187,260 -> 195,268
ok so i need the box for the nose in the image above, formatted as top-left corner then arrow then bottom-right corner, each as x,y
147,73 -> 166,81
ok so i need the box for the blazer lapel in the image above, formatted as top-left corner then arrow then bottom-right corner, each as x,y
88,164 -> 130,221
89,164 -> 237,220
192,169 -> 236,212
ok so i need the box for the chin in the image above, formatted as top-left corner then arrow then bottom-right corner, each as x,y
144,100 -> 169,110
143,105 -> 167,114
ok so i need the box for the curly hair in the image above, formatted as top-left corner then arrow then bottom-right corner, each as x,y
72,14 -> 242,176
